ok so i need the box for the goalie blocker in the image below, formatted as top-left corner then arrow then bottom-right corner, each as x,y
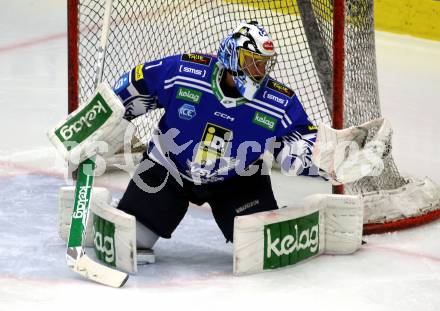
47,82 -> 135,172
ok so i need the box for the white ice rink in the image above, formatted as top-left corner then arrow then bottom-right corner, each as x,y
1,0 -> 440,310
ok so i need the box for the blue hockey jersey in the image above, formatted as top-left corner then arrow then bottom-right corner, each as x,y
114,53 -> 318,184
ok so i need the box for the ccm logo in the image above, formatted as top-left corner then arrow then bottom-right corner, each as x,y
214,111 -> 235,122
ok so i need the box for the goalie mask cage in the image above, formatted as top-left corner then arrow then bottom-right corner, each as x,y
67,0 -> 440,234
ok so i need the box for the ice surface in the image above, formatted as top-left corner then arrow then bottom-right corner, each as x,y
0,1 -> 440,310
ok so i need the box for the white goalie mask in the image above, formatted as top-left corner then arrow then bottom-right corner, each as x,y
218,21 -> 277,100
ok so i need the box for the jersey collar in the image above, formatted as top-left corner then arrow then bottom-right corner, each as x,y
211,62 -> 248,108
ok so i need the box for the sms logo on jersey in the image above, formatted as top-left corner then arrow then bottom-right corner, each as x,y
178,104 -> 196,120
195,123 -> 233,164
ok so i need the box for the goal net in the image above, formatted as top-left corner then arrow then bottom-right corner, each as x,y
68,0 -> 440,233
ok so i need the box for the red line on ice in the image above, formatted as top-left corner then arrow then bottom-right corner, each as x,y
364,244 -> 440,263
0,160 -> 125,193
0,160 -> 211,212
0,160 -> 64,179
0,32 -> 65,53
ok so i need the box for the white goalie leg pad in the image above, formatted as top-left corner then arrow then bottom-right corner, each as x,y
59,186 -> 112,247
312,117 -> 392,184
303,194 -> 363,254
233,194 -> 363,275
47,82 -> 135,165
91,199 -> 138,274
59,187 -> 155,273
233,200 -> 325,276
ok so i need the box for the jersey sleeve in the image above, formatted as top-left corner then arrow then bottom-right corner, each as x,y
275,95 -> 319,176
113,56 -> 177,120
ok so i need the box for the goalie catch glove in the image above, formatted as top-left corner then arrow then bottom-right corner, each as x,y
312,117 -> 392,184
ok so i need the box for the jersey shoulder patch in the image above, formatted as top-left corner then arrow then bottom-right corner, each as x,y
265,78 -> 295,98
177,53 -> 214,80
257,78 -> 297,109
180,53 -> 213,67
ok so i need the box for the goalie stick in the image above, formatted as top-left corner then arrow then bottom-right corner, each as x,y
66,159 -> 128,287
65,0 -> 129,287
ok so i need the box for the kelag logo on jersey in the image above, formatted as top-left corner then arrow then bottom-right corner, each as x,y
266,79 -> 295,98
176,87 -> 202,104
252,111 -> 277,131
195,123 -> 232,164
181,53 -> 212,67
178,104 -> 196,120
